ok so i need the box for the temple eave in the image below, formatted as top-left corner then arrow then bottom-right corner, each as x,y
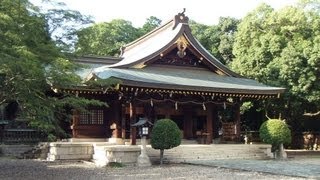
58,84 -> 283,99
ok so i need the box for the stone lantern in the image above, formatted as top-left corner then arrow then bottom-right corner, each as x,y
132,118 -> 153,167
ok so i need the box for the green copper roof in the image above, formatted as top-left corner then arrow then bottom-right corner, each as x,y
94,66 -> 285,95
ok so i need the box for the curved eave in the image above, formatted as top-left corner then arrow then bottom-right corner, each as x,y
96,23 -> 187,69
92,67 -> 285,97
119,79 -> 285,95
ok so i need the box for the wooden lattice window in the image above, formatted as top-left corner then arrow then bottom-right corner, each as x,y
79,110 -> 104,125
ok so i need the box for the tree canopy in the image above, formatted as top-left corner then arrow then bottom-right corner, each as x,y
76,16 -> 162,57
139,16 -> 162,36
150,119 -> 181,165
76,19 -> 140,56
190,17 -> 239,65
0,0 -> 105,139
231,2 -> 320,129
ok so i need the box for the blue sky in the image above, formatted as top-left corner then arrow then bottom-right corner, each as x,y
31,0 -> 298,27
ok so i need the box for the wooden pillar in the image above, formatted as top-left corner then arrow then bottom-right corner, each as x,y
113,101 -> 120,138
130,102 -> 137,145
212,106 -> 219,139
206,104 -> 213,144
71,110 -> 79,138
164,102 -> 171,119
121,104 -> 126,139
183,106 -> 193,139
234,103 -> 241,141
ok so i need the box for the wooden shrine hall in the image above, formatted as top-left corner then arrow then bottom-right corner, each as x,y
65,11 -> 285,145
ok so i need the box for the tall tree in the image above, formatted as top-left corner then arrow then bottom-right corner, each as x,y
231,2 -> 320,129
76,19 -> 140,56
217,17 -> 240,65
0,0 -> 105,139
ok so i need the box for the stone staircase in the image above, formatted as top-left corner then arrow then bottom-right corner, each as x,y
147,144 -> 273,163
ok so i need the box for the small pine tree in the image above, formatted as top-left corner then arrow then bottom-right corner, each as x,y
150,119 -> 181,165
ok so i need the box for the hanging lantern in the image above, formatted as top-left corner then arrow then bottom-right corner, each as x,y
202,102 -> 206,111
175,101 -> 178,110
150,99 -> 153,107
223,102 -> 226,110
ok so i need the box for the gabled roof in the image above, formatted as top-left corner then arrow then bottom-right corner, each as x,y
87,11 -> 285,96
94,11 -> 239,77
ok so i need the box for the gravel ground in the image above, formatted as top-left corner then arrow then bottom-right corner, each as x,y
189,158 -> 320,179
0,158 -> 305,180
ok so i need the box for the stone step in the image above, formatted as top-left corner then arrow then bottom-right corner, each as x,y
146,144 -> 271,163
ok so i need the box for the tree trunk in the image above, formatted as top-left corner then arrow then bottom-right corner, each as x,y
160,149 -> 164,165
275,143 -> 287,159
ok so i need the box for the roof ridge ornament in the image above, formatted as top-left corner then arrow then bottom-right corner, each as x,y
172,8 -> 189,30
120,46 -> 126,56
176,36 -> 188,58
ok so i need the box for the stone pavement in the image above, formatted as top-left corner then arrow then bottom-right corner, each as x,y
187,157 -> 320,179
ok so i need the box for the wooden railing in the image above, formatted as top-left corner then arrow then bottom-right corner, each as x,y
0,129 -> 47,144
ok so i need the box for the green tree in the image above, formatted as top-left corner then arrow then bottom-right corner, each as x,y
217,17 -> 240,65
190,17 -> 239,65
150,119 -> 181,165
190,21 -> 220,60
139,16 -> 162,36
231,2 -> 320,130
0,0 -> 106,139
76,19 -> 140,56
259,119 -> 291,158
43,1 -> 93,52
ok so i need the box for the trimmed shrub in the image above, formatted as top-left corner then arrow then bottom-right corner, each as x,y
259,119 -> 291,152
150,119 -> 181,164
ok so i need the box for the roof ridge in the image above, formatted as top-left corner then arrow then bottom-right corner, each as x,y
122,20 -> 174,53
121,9 -> 189,54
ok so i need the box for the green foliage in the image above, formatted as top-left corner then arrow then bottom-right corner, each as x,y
76,16 -> 162,57
139,16 -> 162,36
259,119 -> 292,148
76,19 -> 140,56
151,119 -> 181,150
240,102 -> 254,114
190,17 -> 239,65
36,0 -> 93,52
0,0 -> 107,139
47,134 -> 57,142
231,2 -> 320,130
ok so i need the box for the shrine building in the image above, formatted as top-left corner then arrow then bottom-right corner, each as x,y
63,11 -> 285,145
